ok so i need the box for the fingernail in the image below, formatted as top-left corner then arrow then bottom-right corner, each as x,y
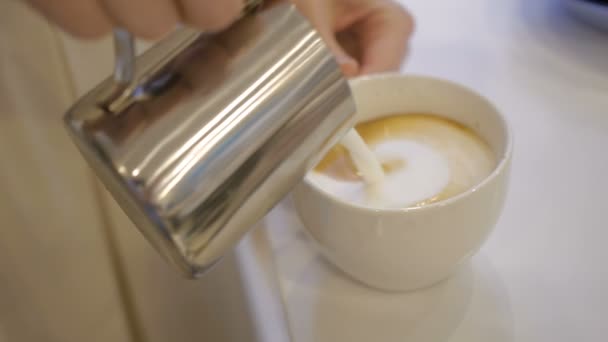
336,56 -> 359,77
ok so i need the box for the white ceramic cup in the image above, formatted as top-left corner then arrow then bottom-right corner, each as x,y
293,74 -> 512,292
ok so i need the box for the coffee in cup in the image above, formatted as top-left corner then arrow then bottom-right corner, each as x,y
312,114 -> 496,209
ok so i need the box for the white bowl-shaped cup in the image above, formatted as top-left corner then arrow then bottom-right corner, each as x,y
293,74 -> 512,292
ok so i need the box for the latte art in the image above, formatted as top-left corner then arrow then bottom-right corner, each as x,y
312,114 -> 496,209
312,139 -> 450,208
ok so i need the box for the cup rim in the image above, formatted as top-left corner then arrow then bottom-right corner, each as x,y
301,73 -> 513,214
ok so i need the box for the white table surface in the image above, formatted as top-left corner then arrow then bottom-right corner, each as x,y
241,0 -> 608,341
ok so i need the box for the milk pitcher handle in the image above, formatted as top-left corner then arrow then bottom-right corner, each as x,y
110,0 -> 265,86
112,29 -> 135,86
102,28 -> 136,113
106,0 -> 264,112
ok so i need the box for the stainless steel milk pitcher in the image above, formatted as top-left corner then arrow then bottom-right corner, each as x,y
64,2 -> 356,276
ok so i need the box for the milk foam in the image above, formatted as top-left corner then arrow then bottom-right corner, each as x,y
310,140 -> 450,209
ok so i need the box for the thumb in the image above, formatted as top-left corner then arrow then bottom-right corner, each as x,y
332,30 -> 361,78
294,0 -> 359,77
356,3 -> 414,75
324,33 -> 359,77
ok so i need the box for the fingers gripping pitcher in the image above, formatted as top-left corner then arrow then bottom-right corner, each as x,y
64,2 -> 356,276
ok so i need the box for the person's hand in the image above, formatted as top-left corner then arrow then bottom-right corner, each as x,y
26,0 -> 413,76
294,0 -> 414,76
25,0 -> 244,39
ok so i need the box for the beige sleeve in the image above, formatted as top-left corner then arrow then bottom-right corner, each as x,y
0,2 -> 131,341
